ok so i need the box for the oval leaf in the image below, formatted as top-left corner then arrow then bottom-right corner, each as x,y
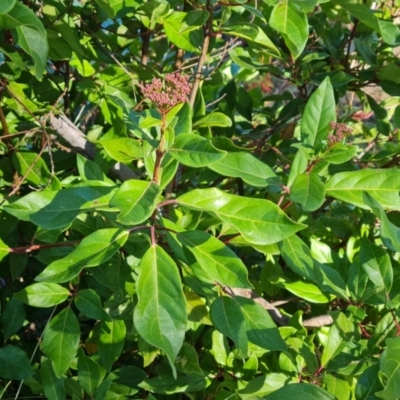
133,245 -> 187,378
0,345 -> 34,380
110,180 -> 161,225
208,151 -> 277,187
14,282 -> 70,307
36,229 -> 129,283
289,173 -> 325,211
193,112 -> 232,128
96,138 -> 143,164
177,230 -> 251,288
264,383 -> 335,400
301,76 -> 336,146
42,308 -> 80,378
98,320 -> 126,372
177,188 -> 306,245
325,169 -> 400,210
75,289 -> 111,321
169,133 -> 226,167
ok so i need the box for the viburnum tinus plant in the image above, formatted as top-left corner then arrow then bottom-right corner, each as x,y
1,1 -> 400,399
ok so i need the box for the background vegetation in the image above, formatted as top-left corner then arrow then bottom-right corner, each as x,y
1,0 -> 400,399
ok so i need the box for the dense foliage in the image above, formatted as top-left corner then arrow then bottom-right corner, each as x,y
1,0 -> 400,399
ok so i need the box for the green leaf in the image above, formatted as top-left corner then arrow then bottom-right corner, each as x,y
325,169 -> 400,210
11,151 -> 52,186
35,229 -> 129,283
363,192 -> 400,253
40,357 -> 66,400
14,282 -> 70,307
164,12 -> 202,53
280,235 -> 315,281
78,348 -> 106,395
301,77 -> 336,146
264,383 -> 335,399
169,133 -> 227,167
176,230 -> 251,288
331,0 -> 380,31
133,245 -> 187,378
0,345 -> 34,380
360,238 -> 393,295
319,144 -> 357,164
0,1 -> 16,14
208,151 -> 277,187
110,180 -> 161,225
222,23 -> 280,56
289,173 -> 325,211
274,278 -> 331,303
1,299 -> 26,340
269,3 -> 308,59
96,138 -> 143,164
235,296 -> 287,352
313,262 -> 349,300
210,296 -> 248,357
176,343 -> 204,375
376,337 -> 400,399
77,154 -> 111,182
0,238 -> 10,262
42,308 -> 80,377
75,289 -> 111,321
193,112 -> 232,128
3,181 -> 116,230
0,2 -> 48,79
356,363 -> 383,400
98,320 -> 126,372
139,374 -> 207,394
177,188 -> 306,245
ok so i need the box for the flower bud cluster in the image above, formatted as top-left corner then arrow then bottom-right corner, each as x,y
142,73 -> 192,112
327,121 -> 353,146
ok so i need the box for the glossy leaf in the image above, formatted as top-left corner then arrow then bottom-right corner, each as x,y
235,296 -> 287,352
14,282 -> 70,308
193,112 -> 232,128
98,320 -> 126,372
77,348 -> 106,395
1,299 -> 26,340
269,3 -> 308,59
325,169 -> 400,210
110,180 -> 161,225
319,144 -> 357,164
133,245 -> 187,377
96,138 -> 143,163
314,262 -> 349,300
3,181 -> 116,230
40,357 -> 66,400
177,230 -> 251,288
222,23 -> 280,56
11,151 -> 52,186
289,173 -> 325,211
77,154 -> 110,182
364,192 -> 400,253
264,383 -> 335,399
42,308 -> 80,377
75,289 -> 111,321
0,345 -> 34,380
210,296 -> 248,357
301,77 -> 336,146
355,363 -> 383,400
164,12 -> 201,53
36,229 -> 129,283
208,151 -> 277,187
139,374 -> 207,394
0,238 -> 10,262
177,188 -> 306,245
169,133 -> 227,167
280,234 -> 314,281
376,337 -> 400,399
274,278 -> 331,303
360,238 -> 393,295
0,1 -> 16,14
0,2 -> 48,79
